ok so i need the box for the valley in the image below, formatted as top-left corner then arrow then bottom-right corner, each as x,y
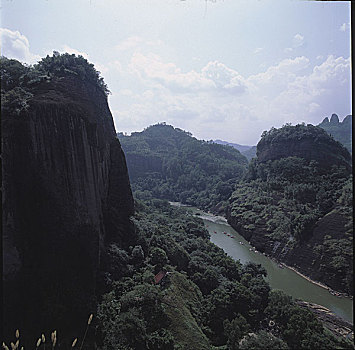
2,53 -> 353,349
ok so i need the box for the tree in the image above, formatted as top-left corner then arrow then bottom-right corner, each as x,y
239,331 -> 288,349
223,314 -> 250,350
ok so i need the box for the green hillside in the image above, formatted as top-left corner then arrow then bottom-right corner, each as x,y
118,124 -> 248,212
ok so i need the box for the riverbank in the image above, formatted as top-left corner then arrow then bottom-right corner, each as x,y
281,263 -> 353,300
171,203 -> 353,322
201,207 -> 353,300
296,300 -> 354,340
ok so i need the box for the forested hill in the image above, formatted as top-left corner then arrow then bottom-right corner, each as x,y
228,124 -> 353,294
317,114 -> 352,153
118,124 -> 248,212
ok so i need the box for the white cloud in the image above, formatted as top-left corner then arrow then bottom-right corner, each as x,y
284,33 -> 305,54
129,52 -> 216,92
61,45 -> 89,59
248,56 -> 309,95
115,36 -> 163,54
109,60 -> 123,73
111,53 -> 350,145
95,62 -> 109,74
308,102 -> 320,114
115,36 -> 142,52
201,61 -> 249,94
0,28 -> 40,63
254,47 -> 263,54
293,33 -> 304,48
339,23 -> 350,32
267,55 -> 351,125
119,88 -> 134,96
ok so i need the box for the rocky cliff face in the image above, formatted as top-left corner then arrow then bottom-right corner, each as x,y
227,206 -> 352,293
2,75 -> 134,339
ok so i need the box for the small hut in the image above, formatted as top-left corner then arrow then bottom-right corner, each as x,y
154,270 -> 167,284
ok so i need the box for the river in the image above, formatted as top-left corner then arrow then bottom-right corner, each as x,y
184,205 -> 353,323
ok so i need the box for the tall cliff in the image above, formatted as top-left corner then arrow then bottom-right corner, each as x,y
2,56 -> 135,341
227,124 -> 353,294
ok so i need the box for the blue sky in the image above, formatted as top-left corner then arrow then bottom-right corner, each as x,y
0,0 -> 351,144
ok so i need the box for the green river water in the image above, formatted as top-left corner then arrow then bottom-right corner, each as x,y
184,206 -> 353,323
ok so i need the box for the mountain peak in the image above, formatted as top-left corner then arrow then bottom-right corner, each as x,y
330,114 -> 339,124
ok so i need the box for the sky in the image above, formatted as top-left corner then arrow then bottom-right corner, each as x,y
0,0 -> 352,145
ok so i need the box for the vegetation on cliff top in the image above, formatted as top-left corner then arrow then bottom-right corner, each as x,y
118,123 -> 248,212
1,53 -> 109,116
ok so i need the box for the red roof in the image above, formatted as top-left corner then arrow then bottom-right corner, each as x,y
154,271 -> 167,284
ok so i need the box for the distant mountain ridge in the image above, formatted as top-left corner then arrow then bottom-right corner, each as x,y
214,139 -> 252,153
317,114 -> 352,153
214,139 -> 257,161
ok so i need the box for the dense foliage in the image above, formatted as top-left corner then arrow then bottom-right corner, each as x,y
1,53 -> 109,116
118,124 -> 248,212
318,114 -> 352,153
96,199 -> 352,349
229,124 -> 353,294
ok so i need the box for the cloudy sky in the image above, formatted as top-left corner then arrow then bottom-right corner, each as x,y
0,0 -> 351,145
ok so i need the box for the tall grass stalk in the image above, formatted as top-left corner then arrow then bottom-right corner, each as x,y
79,314 -> 93,350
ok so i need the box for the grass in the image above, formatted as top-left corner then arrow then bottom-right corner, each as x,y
163,272 -> 211,350
2,314 -> 93,350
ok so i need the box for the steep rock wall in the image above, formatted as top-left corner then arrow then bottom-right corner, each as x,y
2,76 -> 134,339
227,207 -> 352,293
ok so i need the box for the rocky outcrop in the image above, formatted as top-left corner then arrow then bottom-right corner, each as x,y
296,301 -> 353,340
2,75 -> 134,340
257,123 -> 351,170
227,207 -> 353,294
318,114 -> 352,153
